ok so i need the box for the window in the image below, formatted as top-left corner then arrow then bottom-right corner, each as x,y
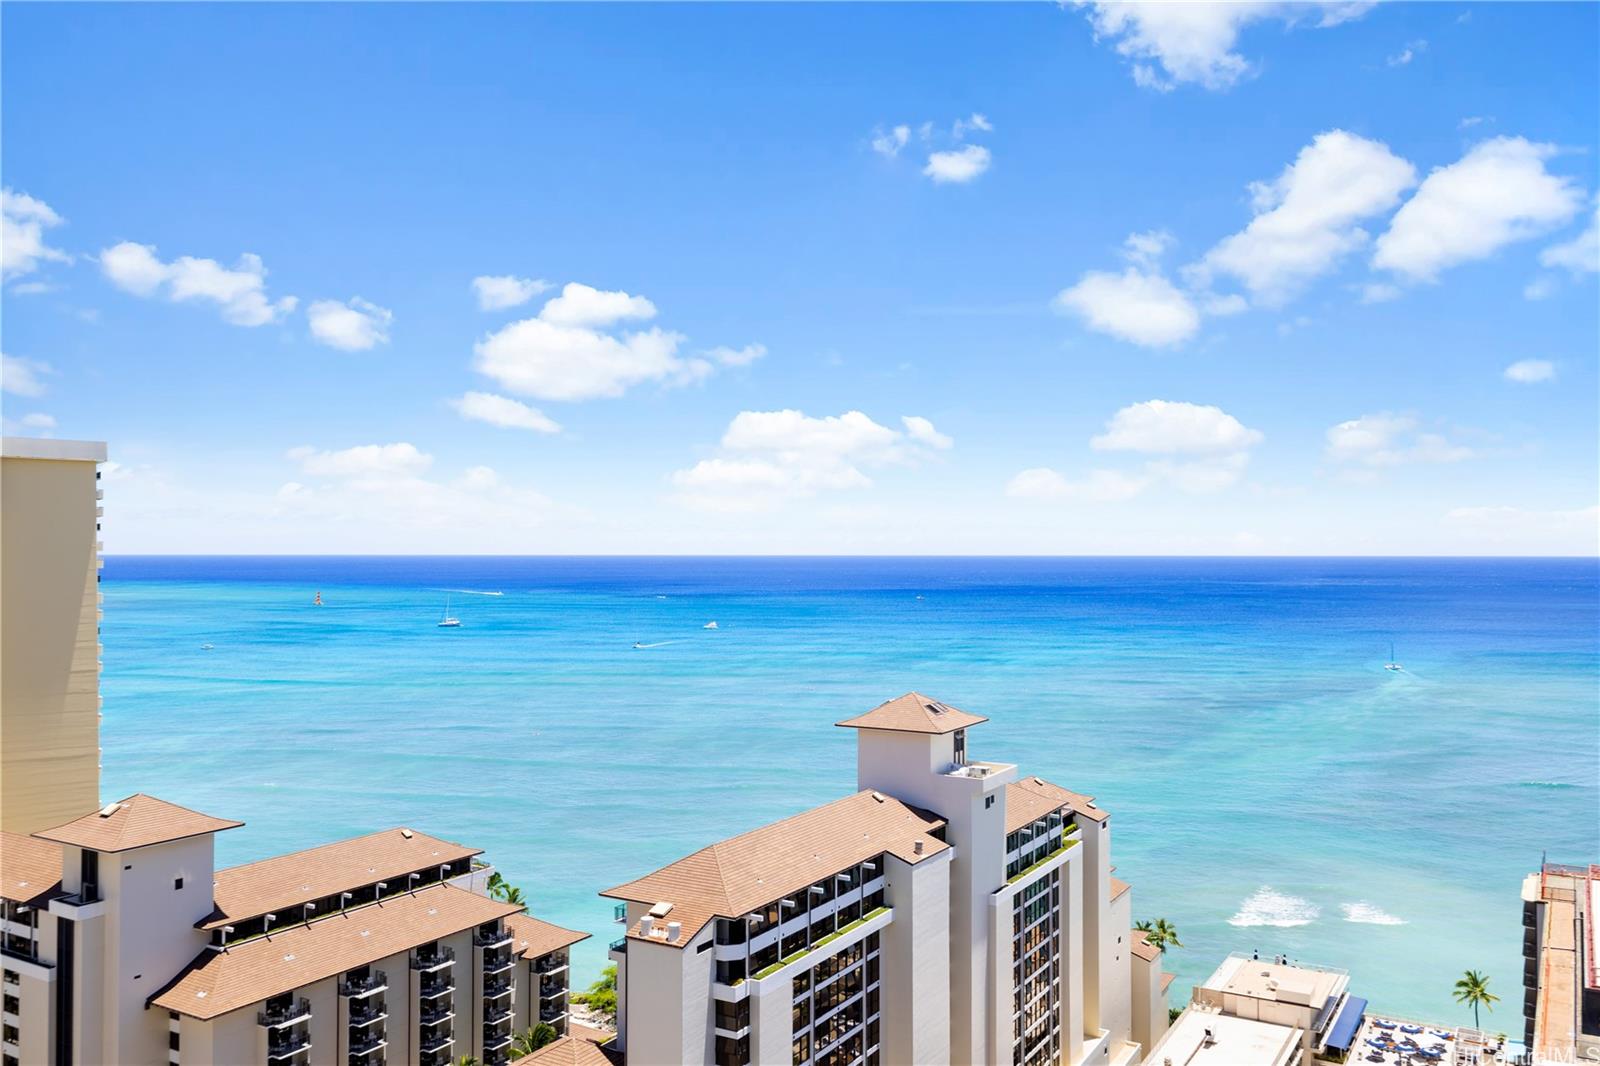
174,877 -> 184,891
985,795 -> 995,809
169,1031 -> 181,1051
953,729 -> 966,765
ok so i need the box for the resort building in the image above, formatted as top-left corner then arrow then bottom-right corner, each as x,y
1521,861 -> 1600,1064
1,437 -> 106,835
600,692 -> 1171,1066
0,795 -> 588,1066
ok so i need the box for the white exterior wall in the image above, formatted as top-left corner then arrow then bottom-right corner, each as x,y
881,850 -> 951,1066
5,951 -> 57,1066
621,935 -> 691,1066
1101,882 -> 1133,1056
749,971 -> 790,1066
1129,950 -> 1166,1058
1060,845 -> 1086,1066
1078,817 -> 1112,1045
854,727 -> 1015,1066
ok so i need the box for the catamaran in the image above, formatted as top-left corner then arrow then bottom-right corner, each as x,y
1384,642 -> 1402,671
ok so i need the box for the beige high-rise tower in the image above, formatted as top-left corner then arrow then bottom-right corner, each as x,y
1,437 -> 106,833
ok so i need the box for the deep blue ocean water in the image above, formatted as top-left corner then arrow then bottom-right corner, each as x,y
99,556 -> 1598,1025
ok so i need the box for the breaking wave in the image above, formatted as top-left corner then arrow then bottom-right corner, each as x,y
1228,887 -> 1319,927
1340,901 -> 1406,925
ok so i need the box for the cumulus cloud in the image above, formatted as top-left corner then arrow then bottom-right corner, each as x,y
1,353 -> 52,397
2,189 -> 70,282
307,297 -> 392,351
871,125 -> 911,158
1074,1 -> 1373,91
288,442 -> 432,478
1539,202 -> 1599,276
1011,399 -> 1262,503
952,113 -> 993,139
672,409 -> 951,510
924,145 -> 992,184
1387,40 -> 1426,66
537,282 -> 657,328
1503,359 -> 1554,384
99,241 -> 297,326
1193,130 -> 1417,304
1324,413 -> 1473,467
472,282 -> 752,401
472,275 -> 551,311
1091,399 -> 1264,454
449,391 -> 561,434
1373,137 -> 1583,282
1053,267 -> 1200,347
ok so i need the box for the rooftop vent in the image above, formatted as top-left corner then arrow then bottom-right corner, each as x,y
666,921 -> 681,943
914,841 -> 925,855
871,791 -> 885,803
648,901 -> 674,919
640,917 -> 655,937
97,802 -> 122,818
400,828 -> 414,839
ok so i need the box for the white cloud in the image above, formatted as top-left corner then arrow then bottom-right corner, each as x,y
1324,413 -> 1473,467
1074,1 -> 1374,91
537,282 -> 656,328
99,241 -> 297,326
1459,116 -> 1486,130
901,415 -> 953,450
1539,202 -> 1599,275
1503,359 -> 1555,384
1122,229 -> 1175,268
449,391 -> 561,434
474,318 -> 686,401
472,275 -> 551,311
871,125 -> 911,158
1006,466 -> 1149,502
2,188 -> 69,281
1387,40 -> 1426,66
952,113 -> 993,140
924,145 -> 991,184
1053,267 -> 1200,347
1194,130 -> 1417,303
1,353 -> 52,397
307,297 -> 392,351
288,442 -> 432,478
1359,282 -> 1402,304
704,343 -> 767,367
1091,399 -> 1263,454
672,409 -> 951,510
1373,137 -> 1583,282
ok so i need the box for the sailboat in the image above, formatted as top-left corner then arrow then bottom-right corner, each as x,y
1384,642 -> 1402,672
438,595 -> 462,628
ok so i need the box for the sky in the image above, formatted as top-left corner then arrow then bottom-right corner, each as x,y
2,2 -> 1597,555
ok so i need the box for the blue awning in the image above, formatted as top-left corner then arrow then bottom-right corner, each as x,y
1325,995 -> 1369,1051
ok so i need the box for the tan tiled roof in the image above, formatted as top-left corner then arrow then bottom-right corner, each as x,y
150,883 -> 520,1020
1130,932 -> 1161,962
835,692 -> 987,735
601,789 -> 948,949
1,831 -> 62,905
200,827 -> 480,930
1161,971 -> 1177,993
513,1036 -> 619,1066
1015,775 -> 1108,824
1111,877 -> 1131,901
34,793 -> 242,853
507,912 -> 590,961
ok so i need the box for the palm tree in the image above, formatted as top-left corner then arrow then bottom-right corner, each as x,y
485,872 -> 507,898
1134,918 -> 1182,951
500,885 -> 525,906
1452,969 -> 1499,1028
511,1023 -> 559,1057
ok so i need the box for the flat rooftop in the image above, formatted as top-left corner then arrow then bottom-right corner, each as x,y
1152,1009 -> 1302,1066
0,436 -> 106,462
1205,954 -> 1344,1009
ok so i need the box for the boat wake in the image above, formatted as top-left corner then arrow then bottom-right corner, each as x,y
1340,901 -> 1406,925
1228,887 -> 1319,927
632,641 -> 676,649
440,588 -> 503,597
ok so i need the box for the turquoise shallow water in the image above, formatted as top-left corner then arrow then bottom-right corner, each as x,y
99,557 -> 1598,1026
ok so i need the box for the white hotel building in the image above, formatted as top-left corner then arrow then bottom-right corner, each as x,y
602,694 -> 1170,1066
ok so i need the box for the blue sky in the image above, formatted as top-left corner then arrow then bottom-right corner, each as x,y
3,2 -> 1596,554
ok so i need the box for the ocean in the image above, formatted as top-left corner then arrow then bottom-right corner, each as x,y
99,556 -> 1598,1027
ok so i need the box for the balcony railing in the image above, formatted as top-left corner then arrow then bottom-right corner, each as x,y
412,946 -> 456,972
485,1003 -> 513,1026
613,902 -> 628,923
339,970 -> 388,998
258,998 -> 312,1028
540,1006 -> 568,1024
349,1001 -> 388,1028
484,1027 -> 514,1051
418,1032 -> 454,1055
419,976 -> 455,1001
265,1031 -> 312,1060
483,950 -> 514,975
484,976 -> 513,1000
540,982 -> 567,1000
348,1031 -> 387,1057
535,955 -> 569,975
609,936 -> 627,953
475,927 -> 513,949
419,1003 -> 454,1026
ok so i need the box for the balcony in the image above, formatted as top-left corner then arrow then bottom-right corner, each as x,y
540,982 -> 567,1000
484,976 -> 513,1000
484,1027 -> 514,1051
540,1006 -> 569,1024
485,1003 -> 514,1026
418,1032 -> 454,1055
482,950 -> 514,976
419,1003 -> 455,1026
412,946 -> 456,972
349,1001 -> 388,1028
535,955 -> 569,975
609,936 -> 627,953
613,902 -> 628,924
348,1031 -> 387,1058
258,998 -> 312,1028
339,970 -> 389,999
475,927 -> 514,950
265,1031 -> 312,1060
419,976 -> 455,1001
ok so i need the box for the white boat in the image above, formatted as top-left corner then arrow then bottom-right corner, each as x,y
438,595 -> 462,628
703,621 -> 718,630
1384,642 -> 1402,672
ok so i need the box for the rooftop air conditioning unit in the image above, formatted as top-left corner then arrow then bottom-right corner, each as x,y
666,922 -> 681,943
640,917 -> 655,937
